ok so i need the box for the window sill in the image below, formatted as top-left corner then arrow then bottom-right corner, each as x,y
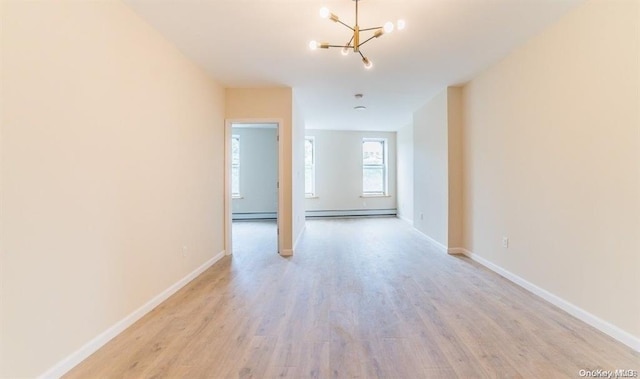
360,194 -> 391,198
232,195 -> 244,199
305,195 -> 319,199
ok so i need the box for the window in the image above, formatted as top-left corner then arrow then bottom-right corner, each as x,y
231,135 -> 240,198
305,137 -> 315,197
362,138 -> 387,195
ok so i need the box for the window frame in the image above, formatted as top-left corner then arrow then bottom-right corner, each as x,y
231,134 -> 241,198
362,138 -> 388,196
304,136 -> 316,198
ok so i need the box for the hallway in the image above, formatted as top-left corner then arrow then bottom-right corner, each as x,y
66,218 -> 639,378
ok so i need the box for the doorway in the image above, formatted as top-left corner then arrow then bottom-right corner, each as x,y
226,122 -> 279,256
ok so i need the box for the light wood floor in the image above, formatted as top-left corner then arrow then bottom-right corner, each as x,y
66,218 -> 639,378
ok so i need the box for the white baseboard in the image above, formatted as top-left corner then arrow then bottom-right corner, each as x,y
397,214 -> 413,225
455,247 -> 640,352
412,227 -> 448,254
39,250 -> 226,379
293,223 -> 306,252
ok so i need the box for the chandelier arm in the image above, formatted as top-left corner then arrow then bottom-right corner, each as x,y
359,26 -> 383,32
326,44 -> 352,48
345,36 -> 354,46
358,35 -> 377,47
358,50 -> 365,59
335,19 -> 355,31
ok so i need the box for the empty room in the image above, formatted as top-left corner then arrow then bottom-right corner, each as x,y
1,0 -> 638,378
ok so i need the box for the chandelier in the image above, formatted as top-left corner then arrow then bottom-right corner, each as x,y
309,0 -> 405,69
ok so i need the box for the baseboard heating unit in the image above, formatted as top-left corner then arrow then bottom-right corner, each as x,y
306,209 -> 397,218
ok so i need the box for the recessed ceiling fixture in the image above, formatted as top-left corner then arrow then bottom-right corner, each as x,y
354,94 -> 366,110
309,0 -> 405,70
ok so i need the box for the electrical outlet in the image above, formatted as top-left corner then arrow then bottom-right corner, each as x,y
502,237 -> 509,248
420,212 -> 424,220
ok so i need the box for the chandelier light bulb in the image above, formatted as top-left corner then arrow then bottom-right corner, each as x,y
384,21 -> 394,34
397,19 -> 406,30
309,40 -> 318,50
319,7 -> 330,19
341,46 -> 350,56
363,57 -> 373,69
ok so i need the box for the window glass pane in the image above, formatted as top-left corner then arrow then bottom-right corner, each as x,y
231,166 -> 240,195
231,135 -> 240,196
304,139 -> 313,166
363,167 -> 383,193
305,137 -> 315,196
231,137 -> 240,165
363,140 -> 383,165
305,167 -> 313,195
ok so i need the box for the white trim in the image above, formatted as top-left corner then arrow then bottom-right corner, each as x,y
224,121 -> 233,257
225,118 -> 284,257
362,137 -> 389,196
411,227 -> 448,254
396,214 -> 413,227
38,251 -> 225,379
456,248 -> 640,352
397,214 -> 413,225
232,123 -> 277,129
294,223 -> 306,251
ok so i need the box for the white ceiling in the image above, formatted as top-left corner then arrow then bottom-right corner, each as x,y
124,0 -> 583,131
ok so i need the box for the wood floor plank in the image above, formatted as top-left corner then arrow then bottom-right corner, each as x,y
297,341 -> 330,378
382,338 -> 428,378
65,218 -> 640,378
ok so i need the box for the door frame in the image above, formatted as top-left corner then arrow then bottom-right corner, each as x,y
224,118 -> 283,256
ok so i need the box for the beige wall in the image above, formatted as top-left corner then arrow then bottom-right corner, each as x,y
225,88 -> 297,254
396,124 -> 414,223
0,2 -> 5,371
462,0 -> 640,339
412,88 -> 463,249
0,1 -> 225,377
413,90 -> 449,246
447,87 -> 464,249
